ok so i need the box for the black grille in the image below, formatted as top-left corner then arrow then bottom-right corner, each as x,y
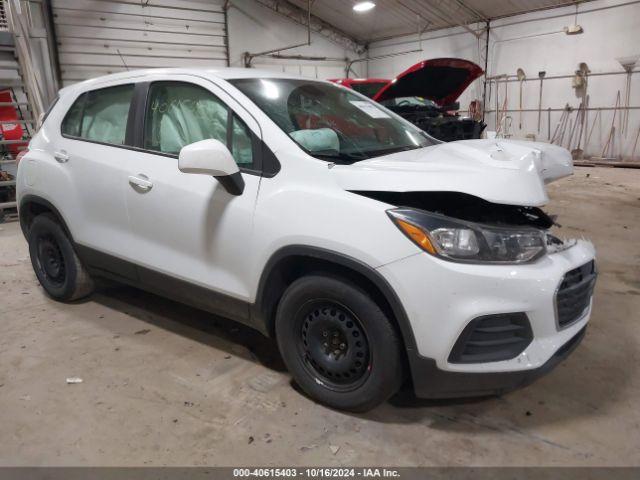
449,313 -> 533,364
556,260 -> 596,329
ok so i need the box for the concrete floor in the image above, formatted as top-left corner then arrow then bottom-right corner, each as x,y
0,166 -> 638,466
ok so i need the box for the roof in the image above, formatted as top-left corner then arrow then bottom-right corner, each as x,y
59,67 -> 320,93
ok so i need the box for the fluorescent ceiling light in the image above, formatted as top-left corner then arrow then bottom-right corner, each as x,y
353,1 -> 375,12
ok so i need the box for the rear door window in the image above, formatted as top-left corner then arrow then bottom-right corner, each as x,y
61,84 -> 135,145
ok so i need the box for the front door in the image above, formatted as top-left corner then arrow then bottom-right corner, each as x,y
123,77 -> 262,319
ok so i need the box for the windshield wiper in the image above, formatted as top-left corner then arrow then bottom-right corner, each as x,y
365,145 -> 421,157
312,151 -> 368,163
313,144 -> 424,163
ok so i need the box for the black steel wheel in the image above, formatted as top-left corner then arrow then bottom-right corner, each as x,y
276,274 -> 404,412
298,301 -> 371,392
35,234 -> 67,288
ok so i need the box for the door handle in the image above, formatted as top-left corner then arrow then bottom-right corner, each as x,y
128,174 -> 153,191
54,150 -> 69,163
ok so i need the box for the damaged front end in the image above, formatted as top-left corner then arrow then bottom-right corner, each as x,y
335,138 -> 582,262
354,191 -> 577,263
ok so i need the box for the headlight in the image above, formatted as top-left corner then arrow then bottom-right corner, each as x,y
388,208 -> 546,264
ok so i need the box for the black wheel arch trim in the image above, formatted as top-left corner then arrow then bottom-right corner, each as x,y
19,195 -> 74,242
251,244 -> 420,357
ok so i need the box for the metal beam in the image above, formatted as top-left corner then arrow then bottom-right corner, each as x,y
346,48 -> 422,76
386,0 -> 484,39
244,0 -> 311,67
424,1 -> 483,38
383,0 -> 425,27
224,0 -> 231,66
453,0 -> 488,21
366,0 -> 603,44
394,0 -> 433,28
250,0 -> 364,53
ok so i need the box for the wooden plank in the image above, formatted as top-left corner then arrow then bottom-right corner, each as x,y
0,201 -> 17,209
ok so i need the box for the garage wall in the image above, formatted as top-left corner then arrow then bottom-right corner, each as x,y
51,0 -> 228,86
227,0 -> 364,79
48,0 -> 363,86
367,0 -> 640,159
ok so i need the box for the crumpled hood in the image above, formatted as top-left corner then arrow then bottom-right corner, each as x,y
331,139 -> 573,207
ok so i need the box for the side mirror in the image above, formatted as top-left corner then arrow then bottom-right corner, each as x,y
178,139 -> 245,195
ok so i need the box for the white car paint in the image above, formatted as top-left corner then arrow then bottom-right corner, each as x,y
379,239 -> 595,372
331,140 -> 572,207
17,67 -> 595,382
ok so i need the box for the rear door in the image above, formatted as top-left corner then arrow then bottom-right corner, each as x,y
56,82 -> 139,280
123,75 -> 263,316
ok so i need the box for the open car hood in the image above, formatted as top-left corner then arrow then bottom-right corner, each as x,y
329,78 -> 391,98
330,139 -> 573,207
372,58 -> 484,106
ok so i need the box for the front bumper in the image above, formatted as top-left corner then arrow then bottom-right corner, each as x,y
410,325 -> 586,398
377,240 -> 595,398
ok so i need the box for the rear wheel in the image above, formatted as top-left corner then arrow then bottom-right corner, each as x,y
28,213 -> 94,301
275,275 -> 403,412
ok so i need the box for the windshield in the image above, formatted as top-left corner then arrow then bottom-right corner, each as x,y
230,78 -> 436,163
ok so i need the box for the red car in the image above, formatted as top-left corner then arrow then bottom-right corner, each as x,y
331,58 -> 485,142
329,78 -> 390,99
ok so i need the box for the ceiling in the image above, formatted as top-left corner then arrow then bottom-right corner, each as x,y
287,0 -> 584,44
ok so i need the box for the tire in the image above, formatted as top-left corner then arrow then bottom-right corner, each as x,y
28,213 -> 94,301
275,274 -> 403,412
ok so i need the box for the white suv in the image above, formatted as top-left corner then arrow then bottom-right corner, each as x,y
17,68 -> 596,412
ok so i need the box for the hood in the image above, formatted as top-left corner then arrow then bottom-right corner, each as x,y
329,78 -> 391,98
372,58 -> 484,106
331,140 -> 573,207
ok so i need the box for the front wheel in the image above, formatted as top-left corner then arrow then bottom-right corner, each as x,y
275,275 -> 403,412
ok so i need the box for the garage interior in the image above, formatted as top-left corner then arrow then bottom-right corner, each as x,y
0,0 -> 639,468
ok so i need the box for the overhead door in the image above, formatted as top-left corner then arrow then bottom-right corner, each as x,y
51,0 -> 228,86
